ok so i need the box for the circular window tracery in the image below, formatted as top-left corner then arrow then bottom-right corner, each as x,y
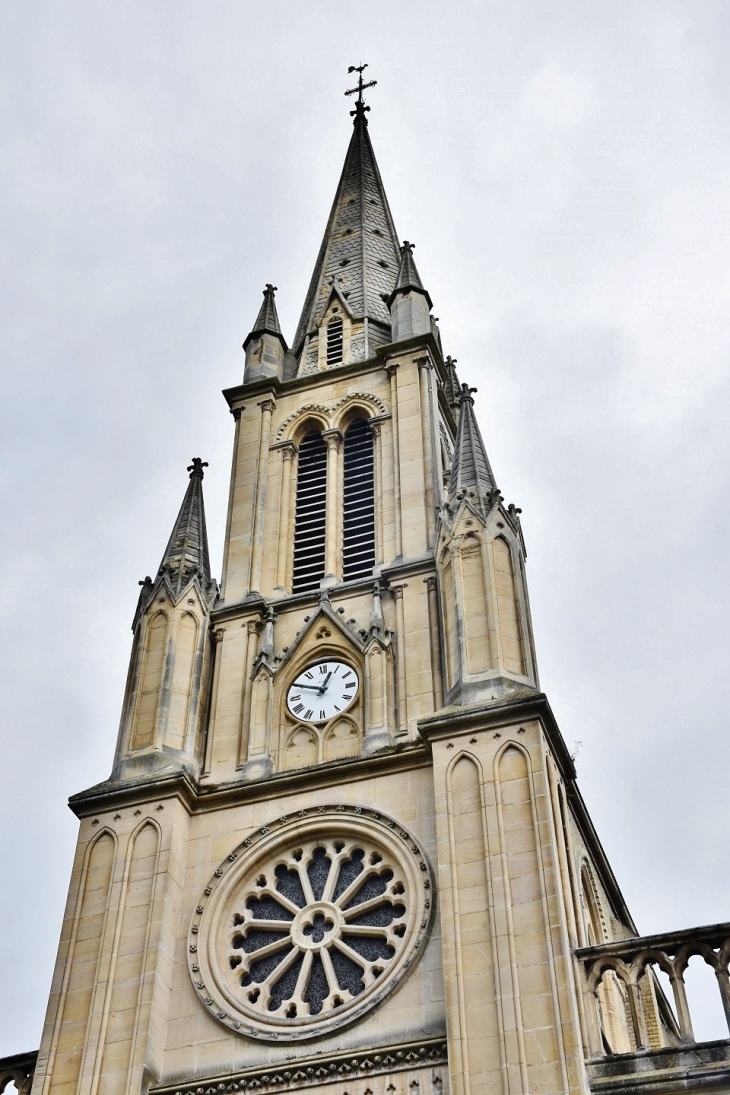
189,808 -> 433,1041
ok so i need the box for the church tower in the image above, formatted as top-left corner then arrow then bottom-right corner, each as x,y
15,69 -> 730,1095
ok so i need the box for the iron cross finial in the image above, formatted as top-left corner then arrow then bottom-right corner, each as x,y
345,64 -> 377,117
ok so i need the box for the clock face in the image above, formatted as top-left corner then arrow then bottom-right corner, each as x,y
286,660 -> 359,724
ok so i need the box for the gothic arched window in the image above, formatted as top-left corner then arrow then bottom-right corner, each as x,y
326,317 -> 343,366
292,430 -> 327,592
342,419 -> 375,581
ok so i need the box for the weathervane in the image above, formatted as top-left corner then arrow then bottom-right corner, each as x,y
345,63 -> 377,117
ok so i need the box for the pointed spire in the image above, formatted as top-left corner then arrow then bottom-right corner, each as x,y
388,241 -> 432,309
292,103 -> 401,358
449,385 -> 498,505
243,284 -> 287,351
443,356 -> 462,411
158,458 -> 212,598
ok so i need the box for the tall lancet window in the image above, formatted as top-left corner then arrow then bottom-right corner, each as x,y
343,419 -> 375,581
292,431 -> 328,592
326,317 -> 343,366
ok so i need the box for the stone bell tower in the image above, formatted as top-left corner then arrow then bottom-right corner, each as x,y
14,68 -> 730,1095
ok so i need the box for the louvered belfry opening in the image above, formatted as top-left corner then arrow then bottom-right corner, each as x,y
343,419 -> 376,582
292,431 -> 328,592
326,318 -> 343,366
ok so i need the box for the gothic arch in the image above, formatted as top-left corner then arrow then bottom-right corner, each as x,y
323,715 -> 361,762
282,724 -> 319,770
127,814 -> 162,849
47,828 -> 117,1095
275,402 -> 332,442
445,747 -> 485,785
168,612 -> 198,751
131,610 -> 169,750
492,536 -> 526,676
332,391 -> 387,429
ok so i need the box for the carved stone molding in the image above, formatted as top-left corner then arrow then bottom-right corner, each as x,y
274,404 -> 332,443
152,1038 -> 448,1095
332,391 -> 388,419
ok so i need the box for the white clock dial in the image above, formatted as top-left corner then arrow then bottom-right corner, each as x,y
286,660 -> 359,723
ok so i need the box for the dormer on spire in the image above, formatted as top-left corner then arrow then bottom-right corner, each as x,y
243,284 -> 288,384
448,384 -> 498,509
388,241 -> 433,343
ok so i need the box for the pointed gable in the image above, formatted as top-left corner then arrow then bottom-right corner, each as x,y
449,385 -> 498,504
292,111 -> 401,357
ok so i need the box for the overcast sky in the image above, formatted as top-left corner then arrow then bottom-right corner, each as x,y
2,0 -> 730,1058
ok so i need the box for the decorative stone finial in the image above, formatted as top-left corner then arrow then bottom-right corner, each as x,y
187,458 -> 208,479
457,383 -> 477,405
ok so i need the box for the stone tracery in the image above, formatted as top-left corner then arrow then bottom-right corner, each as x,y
189,807 -> 433,1041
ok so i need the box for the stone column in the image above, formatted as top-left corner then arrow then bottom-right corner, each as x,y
392,583 -> 408,736
322,428 -> 342,586
244,669 -> 274,779
202,628 -> 225,775
220,405 -> 243,601
369,418 -> 384,566
274,442 -> 297,591
236,617 -> 262,768
417,356 -> 437,547
385,362 -> 402,558
424,575 -> 444,709
248,397 -> 275,595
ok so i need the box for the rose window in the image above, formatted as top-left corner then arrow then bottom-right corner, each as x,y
189,807 -> 433,1041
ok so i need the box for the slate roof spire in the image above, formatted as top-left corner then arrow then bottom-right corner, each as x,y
449,385 -> 498,505
158,458 -> 212,597
443,356 -> 462,411
243,284 -> 287,352
292,91 -> 401,355
387,241 -> 432,309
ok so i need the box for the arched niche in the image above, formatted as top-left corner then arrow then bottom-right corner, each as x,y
131,611 -> 168,750
283,725 -> 319,771
324,716 -> 361,762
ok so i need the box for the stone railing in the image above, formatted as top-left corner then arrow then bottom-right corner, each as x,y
576,923 -> 730,1058
0,1051 -> 37,1095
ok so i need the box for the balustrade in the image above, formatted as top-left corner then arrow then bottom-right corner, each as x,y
576,922 -> 730,1058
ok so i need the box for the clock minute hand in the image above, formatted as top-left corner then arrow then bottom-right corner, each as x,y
292,681 -> 322,692
318,672 -> 332,695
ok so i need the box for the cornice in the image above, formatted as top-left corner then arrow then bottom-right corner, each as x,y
380,553 -> 435,584
68,743 -> 431,819
222,333 -> 444,412
211,563 -> 436,625
68,767 -> 199,819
